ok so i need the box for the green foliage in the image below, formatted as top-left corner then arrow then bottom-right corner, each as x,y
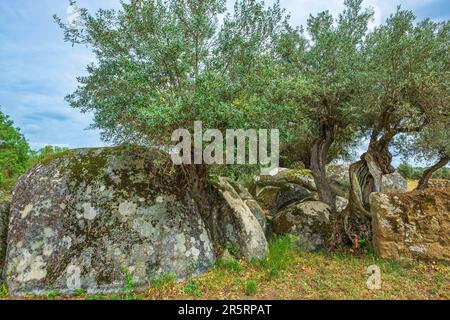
0,283 -> 9,298
46,291 -> 61,300
395,120 -> 450,180
54,0 -> 305,173
28,145 -> 70,168
277,0 -> 373,166
73,289 -> 88,297
397,162 -> 450,180
85,292 -> 108,300
359,8 -> 449,169
0,108 -> 30,192
118,269 -> 144,300
0,107 -> 70,194
397,162 -> 415,180
244,279 -> 257,296
224,243 -> 240,257
210,165 -> 258,188
184,280 -> 203,297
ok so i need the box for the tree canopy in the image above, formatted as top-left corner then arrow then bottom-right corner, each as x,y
275,0 -> 373,210
55,0 -> 310,148
359,8 -> 449,173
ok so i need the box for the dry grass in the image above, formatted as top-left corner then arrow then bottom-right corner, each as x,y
407,180 -> 419,191
2,237 -> 448,301
144,251 -> 449,300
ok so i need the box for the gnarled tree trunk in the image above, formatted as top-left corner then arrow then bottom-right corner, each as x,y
180,163 -> 211,218
330,131 -> 395,250
416,156 -> 450,190
310,124 -> 337,212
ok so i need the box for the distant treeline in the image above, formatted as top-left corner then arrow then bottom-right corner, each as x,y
397,162 -> 450,180
1,108 -> 68,193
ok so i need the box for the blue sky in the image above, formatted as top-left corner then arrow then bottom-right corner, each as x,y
0,1 -> 449,163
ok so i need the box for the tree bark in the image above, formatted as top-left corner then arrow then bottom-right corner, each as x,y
416,156 -> 450,190
329,131 -> 395,250
310,124 -> 337,212
180,163 -> 211,218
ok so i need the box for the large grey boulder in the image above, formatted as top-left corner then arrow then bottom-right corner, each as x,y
207,177 -> 268,260
326,164 -> 351,197
272,201 -> 331,251
0,200 -> 10,282
249,168 -> 318,214
5,147 -> 217,295
381,172 -> 407,193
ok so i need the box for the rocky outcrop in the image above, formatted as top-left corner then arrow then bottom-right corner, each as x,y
225,179 -> 267,233
272,201 -> 331,251
249,168 -> 346,250
326,164 -> 351,197
207,177 -> 268,260
381,172 -> 407,193
249,168 -> 318,214
4,147 -> 267,296
0,200 -> 10,282
371,188 -> 450,262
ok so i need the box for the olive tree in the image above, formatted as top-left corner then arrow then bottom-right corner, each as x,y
55,0 -> 310,196
275,0 -> 373,211
396,121 -> 449,190
333,9 -> 449,248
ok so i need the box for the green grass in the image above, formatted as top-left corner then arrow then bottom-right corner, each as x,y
214,259 -> 244,273
73,289 -> 87,297
245,280 -> 258,296
254,235 -> 299,279
184,280 -> 203,297
151,273 -> 177,289
0,283 -> 8,298
46,291 -> 61,300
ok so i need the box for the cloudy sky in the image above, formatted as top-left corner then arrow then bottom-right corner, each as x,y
0,1 -> 449,161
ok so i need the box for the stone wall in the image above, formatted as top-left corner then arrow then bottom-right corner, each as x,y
370,187 -> 450,262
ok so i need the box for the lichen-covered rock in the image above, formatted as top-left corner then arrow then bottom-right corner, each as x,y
326,164 -> 349,186
225,180 -> 267,233
250,168 -> 317,196
207,177 -> 268,261
381,172 -> 407,193
249,168 -> 318,214
254,186 -> 280,211
272,201 -> 331,251
272,184 -> 317,215
326,164 -> 350,197
0,200 -> 10,282
336,196 -> 349,213
5,147 -> 216,295
371,188 -> 450,262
